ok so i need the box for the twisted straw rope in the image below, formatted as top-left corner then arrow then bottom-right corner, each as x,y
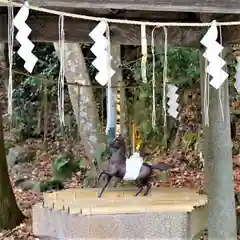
1,0 -> 240,27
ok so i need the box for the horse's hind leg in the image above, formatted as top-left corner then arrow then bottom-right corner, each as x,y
135,180 -> 145,196
98,175 -> 112,198
143,182 -> 152,196
135,185 -> 143,196
135,179 -> 150,196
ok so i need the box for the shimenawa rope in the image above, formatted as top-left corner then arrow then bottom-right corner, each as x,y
141,24 -> 147,84
218,25 -> 225,122
162,27 -> 168,148
151,27 -> 157,129
7,0 -> 14,118
3,0 -> 240,27
57,14 -> 65,127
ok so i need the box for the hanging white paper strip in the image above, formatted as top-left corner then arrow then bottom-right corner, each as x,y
234,56 -> 240,93
200,20 -> 228,89
167,84 -> 179,119
13,1 -> 38,73
141,24 -> 148,83
89,21 -> 115,86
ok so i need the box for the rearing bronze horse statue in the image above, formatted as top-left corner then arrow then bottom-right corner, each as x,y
98,135 -> 171,197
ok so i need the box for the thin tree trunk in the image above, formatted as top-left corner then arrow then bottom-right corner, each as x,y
53,43 -> 103,185
0,102 -> 24,230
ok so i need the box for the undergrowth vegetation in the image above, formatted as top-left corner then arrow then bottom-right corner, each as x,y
2,43 -> 239,192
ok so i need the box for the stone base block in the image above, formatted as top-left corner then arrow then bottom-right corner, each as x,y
33,187 -> 207,239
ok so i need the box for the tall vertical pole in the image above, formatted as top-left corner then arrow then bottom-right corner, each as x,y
201,48 -> 237,239
107,82 -> 116,143
107,44 -> 122,143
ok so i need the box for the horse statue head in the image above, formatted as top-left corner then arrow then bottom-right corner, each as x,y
109,134 -> 126,150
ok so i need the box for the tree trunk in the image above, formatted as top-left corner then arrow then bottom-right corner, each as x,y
53,43 -> 104,185
203,49 -> 237,239
0,102 -> 24,230
0,43 -> 8,89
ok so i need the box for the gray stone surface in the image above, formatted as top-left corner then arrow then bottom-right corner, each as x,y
33,203 -> 207,239
7,146 -> 36,190
7,146 -> 35,167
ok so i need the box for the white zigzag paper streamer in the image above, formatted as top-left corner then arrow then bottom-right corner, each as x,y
167,84 -> 179,119
89,21 -> 115,86
200,20 -> 228,89
13,1 -> 38,73
234,56 -> 240,93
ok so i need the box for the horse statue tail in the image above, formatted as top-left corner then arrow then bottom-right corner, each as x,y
151,162 -> 171,171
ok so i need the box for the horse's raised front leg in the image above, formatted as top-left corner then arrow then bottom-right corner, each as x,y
98,174 -> 112,198
97,170 -> 106,183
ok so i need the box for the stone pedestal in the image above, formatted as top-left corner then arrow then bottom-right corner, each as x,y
33,187 -> 207,239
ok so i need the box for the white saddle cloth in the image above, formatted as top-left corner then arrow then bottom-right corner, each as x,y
123,152 -> 143,181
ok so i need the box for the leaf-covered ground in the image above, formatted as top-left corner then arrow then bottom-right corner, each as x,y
2,125 -> 240,240
1,145 -> 240,239
0,138 -> 84,240
1,141 -> 205,239
1,86 -> 240,239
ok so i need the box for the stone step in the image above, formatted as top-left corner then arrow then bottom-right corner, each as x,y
33,187 -> 208,239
